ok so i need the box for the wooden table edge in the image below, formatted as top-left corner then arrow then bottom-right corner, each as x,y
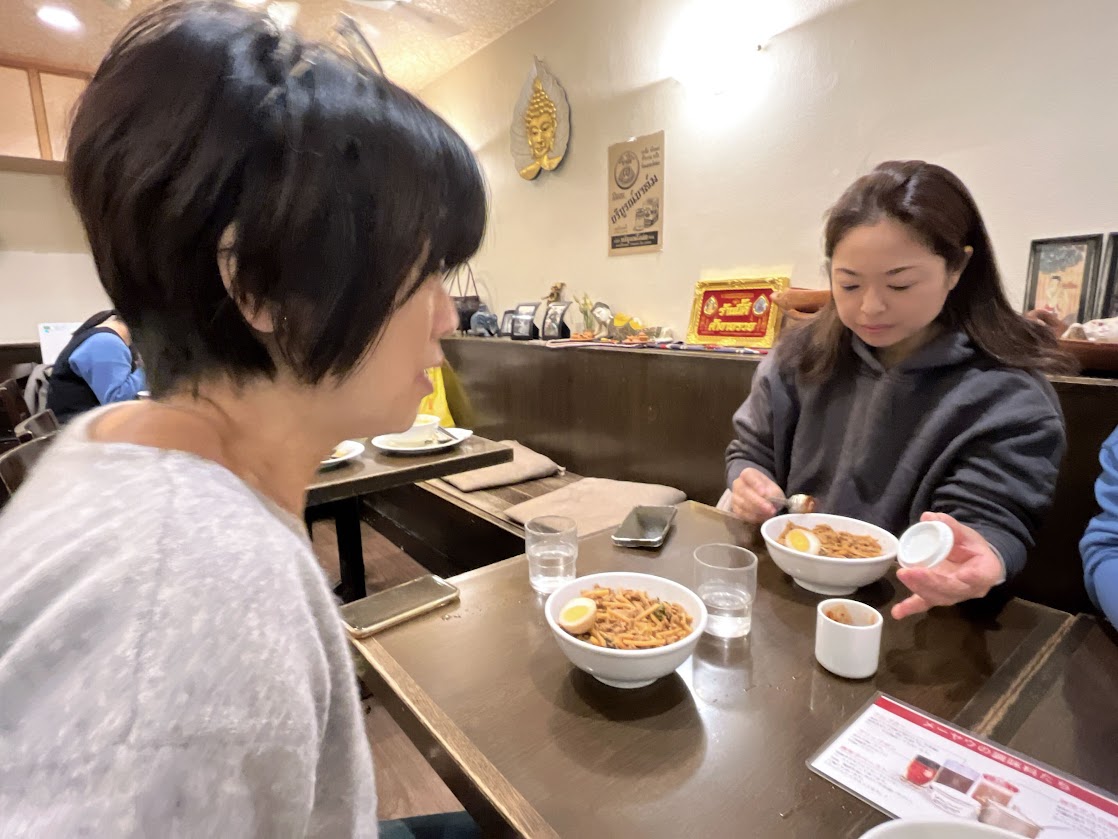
307,440 -> 513,507
352,634 -> 560,839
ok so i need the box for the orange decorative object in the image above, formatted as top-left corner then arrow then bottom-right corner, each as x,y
687,278 -> 790,348
773,288 -> 832,322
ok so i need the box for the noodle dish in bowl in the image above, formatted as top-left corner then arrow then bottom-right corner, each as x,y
761,513 -> 898,596
544,572 -> 707,689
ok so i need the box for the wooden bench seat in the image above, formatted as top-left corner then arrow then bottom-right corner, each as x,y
361,469 -> 586,578
419,471 -> 583,536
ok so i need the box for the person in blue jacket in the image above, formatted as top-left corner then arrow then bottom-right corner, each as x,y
46,309 -> 146,422
1082,425 -> 1118,626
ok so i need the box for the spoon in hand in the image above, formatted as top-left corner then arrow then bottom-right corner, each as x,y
765,493 -> 816,514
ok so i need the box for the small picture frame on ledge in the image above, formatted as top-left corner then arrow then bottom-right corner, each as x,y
1023,234 -> 1103,328
499,309 -> 515,337
1097,233 -> 1118,320
542,301 -> 571,339
510,313 -> 536,340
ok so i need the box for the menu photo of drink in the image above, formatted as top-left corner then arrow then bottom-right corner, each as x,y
809,694 -> 1118,838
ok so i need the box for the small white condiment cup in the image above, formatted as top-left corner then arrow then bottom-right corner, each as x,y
815,598 -> 883,680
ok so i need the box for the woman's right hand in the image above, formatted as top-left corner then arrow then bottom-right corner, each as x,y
1024,308 -> 1064,337
730,468 -> 782,523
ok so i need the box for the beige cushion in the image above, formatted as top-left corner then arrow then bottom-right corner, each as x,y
442,441 -> 560,492
504,478 -> 686,537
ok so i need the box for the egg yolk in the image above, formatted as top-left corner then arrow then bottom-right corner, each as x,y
786,528 -> 821,554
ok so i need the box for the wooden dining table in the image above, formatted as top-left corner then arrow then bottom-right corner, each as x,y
963,614 -> 1118,798
352,501 -> 1092,837
305,435 -> 511,601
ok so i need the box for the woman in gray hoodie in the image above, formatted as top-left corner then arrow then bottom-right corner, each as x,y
726,161 -> 1073,621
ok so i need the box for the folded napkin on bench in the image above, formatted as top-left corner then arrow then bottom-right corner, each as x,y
443,441 -> 561,492
504,478 -> 686,537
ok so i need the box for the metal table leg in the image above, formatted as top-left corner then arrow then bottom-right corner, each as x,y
333,496 -> 366,602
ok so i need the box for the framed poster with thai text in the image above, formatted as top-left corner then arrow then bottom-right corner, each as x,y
607,131 -> 664,256
686,278 -> 789,348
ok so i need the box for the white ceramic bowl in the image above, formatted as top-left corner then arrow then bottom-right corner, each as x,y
761,513 -> 898,596
860,819 -> 1018,839
544,572 -> 707,689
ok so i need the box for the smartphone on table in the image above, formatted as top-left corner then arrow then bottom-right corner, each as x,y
341,574 -> 460,639
611,505 -> 678,549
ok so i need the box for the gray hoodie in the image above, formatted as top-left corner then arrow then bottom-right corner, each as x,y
726,329 -> 1066,579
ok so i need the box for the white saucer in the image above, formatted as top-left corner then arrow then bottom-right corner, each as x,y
319,439 -> 365,469
371,427 -> 473,455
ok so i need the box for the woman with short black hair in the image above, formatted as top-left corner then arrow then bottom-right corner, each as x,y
0,2 -> 484,835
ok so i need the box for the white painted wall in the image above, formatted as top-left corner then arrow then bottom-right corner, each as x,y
419,0 -> 1118,335
0,169 -> 107,343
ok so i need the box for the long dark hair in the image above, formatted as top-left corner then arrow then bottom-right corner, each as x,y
791,161 -> 1075,380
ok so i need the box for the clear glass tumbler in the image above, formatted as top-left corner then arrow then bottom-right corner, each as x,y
694,543 -> 758,638
525,515 -> 578,594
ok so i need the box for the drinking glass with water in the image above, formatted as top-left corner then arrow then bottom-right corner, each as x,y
526,515 -> 578,594
694,543 -> 758,638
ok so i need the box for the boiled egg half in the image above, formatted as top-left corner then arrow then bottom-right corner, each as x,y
784,528 -> 822,555
558,596 -> 598,635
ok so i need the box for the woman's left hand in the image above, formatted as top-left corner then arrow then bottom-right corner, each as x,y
891,512 -> 1006,620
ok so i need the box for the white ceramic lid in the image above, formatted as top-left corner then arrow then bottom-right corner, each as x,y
897,520 -> 953,569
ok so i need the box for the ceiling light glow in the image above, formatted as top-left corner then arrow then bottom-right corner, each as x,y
37,5 -> 83,33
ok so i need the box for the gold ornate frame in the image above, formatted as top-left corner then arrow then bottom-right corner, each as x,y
686,277 -> 790,348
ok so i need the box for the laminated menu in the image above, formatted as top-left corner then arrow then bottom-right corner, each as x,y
809,694 -> 1118,838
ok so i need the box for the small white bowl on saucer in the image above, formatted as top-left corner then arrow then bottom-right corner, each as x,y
391,413 -> 442,447
544,572 -> 707,689
761,513 -> 898,596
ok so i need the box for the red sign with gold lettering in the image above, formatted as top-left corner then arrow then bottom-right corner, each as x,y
687,278 -> 790,348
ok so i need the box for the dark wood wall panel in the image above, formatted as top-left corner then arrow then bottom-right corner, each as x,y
444,339 -> 756,504
0,342 -> 41,384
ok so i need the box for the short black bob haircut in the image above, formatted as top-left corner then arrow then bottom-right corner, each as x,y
67,0 -> 486,395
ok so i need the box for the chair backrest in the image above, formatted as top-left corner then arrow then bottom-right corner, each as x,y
22,364 -> 52,415
0,434 -> 56,498
0,378 -> 32,435
15,409 -> 60,442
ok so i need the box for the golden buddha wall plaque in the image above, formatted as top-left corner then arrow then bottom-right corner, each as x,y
511,58 -> 570,180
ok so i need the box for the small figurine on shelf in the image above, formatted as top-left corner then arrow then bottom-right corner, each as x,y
546,282 -> 566,304
591,301 -> 615,337
467,304 -> 500,337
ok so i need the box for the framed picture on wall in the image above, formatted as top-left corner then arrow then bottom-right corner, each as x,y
686,277 -> 790,348
1023,234 -> 1103,328
1096,234 -> 1118,320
